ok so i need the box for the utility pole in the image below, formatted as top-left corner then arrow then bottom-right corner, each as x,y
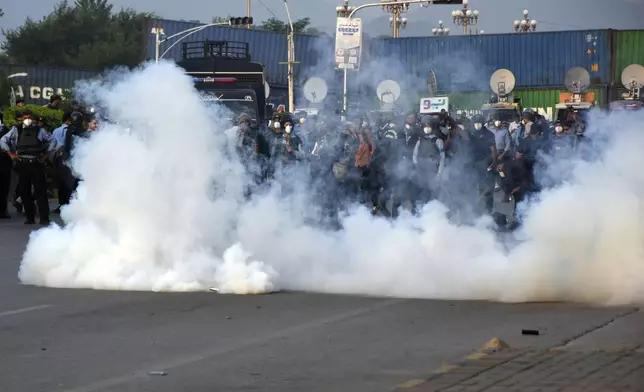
279,0 -> 299,113
247,0 -> 251,29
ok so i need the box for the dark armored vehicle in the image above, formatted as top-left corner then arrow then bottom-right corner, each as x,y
177,40 -> 272,126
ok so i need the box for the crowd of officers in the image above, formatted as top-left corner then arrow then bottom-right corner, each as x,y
0,95 -> 588,229
0,96 -> 99,225
233,107 -> 588,229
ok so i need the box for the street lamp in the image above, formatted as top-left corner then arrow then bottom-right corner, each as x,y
336,0 -> 355,17
381,0 -> 410,38
513,9 -> 537,32
451,0 -> 478,35
432,20 -> 449,35
390,15 -> 408,33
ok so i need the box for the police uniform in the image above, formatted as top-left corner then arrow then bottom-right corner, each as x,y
0,113 -> 53,224
0,120 -> 11,218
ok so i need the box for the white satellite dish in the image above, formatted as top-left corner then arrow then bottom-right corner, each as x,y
621,64 -> 644,89
621,64 -> 644,100
303,77 -> 328,103
376,79 -> 401,103
428,70 -> 438,97
264,81 -> 270,99
564,67 -> 591,93
490,69 -> 515,97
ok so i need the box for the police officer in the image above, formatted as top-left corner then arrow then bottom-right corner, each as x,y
52,111 -> 84,212
412,115 -> 447,205
0,110 -> 53,225
0,114 -> 11,218
469,114 -> 497,214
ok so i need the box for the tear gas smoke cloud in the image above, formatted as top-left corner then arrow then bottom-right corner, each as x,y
17,61 -> 644,306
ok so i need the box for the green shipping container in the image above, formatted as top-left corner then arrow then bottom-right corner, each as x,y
514,87 -> 606,120
447,91 -> 492,110
613,30 -> 644,86
446,88 -> 606,119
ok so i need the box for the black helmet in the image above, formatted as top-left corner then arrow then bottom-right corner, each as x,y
471,114 -> 485,124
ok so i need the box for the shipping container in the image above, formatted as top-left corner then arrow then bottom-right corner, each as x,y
514,87 -> 607,120
146,19 -> 335,89
612,30 -> 644,86
446,91 -> 491,110
368,30 -> 610,91
0,65 -> 99,105
443,87 -> 607,120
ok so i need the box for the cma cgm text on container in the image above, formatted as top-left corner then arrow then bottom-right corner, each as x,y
1,65 -> 99,105
368,30 -> 611,91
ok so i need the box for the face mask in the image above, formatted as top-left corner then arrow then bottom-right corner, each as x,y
474,123 -> 482,130
423,126 -> 431,134
285,125 -> 292,134
389,123 -> 395,128
273,122 -> 281,129
299,118 -> 305,124
494,120 -> 501,127
405,124 -> 410,129
555,126 -> 563,133
498,171 -> 506,178
362,121 -> 369,128
522,119 -> 527,125
23,118 -> 33,127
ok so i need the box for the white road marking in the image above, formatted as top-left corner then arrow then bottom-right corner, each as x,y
62,298 -> 407,392
0,304 -> 53,318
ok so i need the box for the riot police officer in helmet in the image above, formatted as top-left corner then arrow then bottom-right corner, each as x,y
0,110 -> 53,225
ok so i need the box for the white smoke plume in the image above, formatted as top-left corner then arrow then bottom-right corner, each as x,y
17,62 -> 644,305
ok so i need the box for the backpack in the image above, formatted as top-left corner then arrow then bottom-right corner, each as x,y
355,131 -> 375,168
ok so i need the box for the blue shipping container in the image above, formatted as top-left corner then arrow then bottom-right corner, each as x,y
146,19 -> 335,89
368,30 -> 610,91
0,65 -> 99,105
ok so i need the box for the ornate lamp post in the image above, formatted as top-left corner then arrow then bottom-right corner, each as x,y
336,0 -> 355,17
513,9 -> 537,32
381,0 -> 410,38
432,20 -> 449,35
451,0 -> 478,35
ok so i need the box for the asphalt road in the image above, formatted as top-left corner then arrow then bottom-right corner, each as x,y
0,217 -> 641,392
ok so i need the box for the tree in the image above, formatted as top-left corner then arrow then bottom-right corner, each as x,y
260,17 -> 319,35
1,0 -> 154,70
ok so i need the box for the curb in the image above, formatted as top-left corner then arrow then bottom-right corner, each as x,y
393,337 -> 517,391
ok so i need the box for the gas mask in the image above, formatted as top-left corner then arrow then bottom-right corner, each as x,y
273,121 -> 281,129
474,123 -> 482,131
285,125 -> 292,134
23,118 -> 33,127
494,120 -> 501,128
555,126 -> 563,133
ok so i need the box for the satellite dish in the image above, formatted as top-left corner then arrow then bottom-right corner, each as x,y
621,64 -> 644,89
303,77 -> 328,103
564,67 -> 591,93
490,69 -> 515,97
264,81 -> 270,99
428,70 -> 438,97
376,79 -> 401,103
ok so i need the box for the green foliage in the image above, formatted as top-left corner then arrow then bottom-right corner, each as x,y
259,17 -> 318,35
3,104 -> 64,130
1,0 -> 153,70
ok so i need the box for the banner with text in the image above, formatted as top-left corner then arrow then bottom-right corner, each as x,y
335,17 -> 362,70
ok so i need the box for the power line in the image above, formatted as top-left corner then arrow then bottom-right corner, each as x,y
256,0 -> 280,19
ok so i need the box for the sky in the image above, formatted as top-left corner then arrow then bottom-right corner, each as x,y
1,0 -> 644,37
